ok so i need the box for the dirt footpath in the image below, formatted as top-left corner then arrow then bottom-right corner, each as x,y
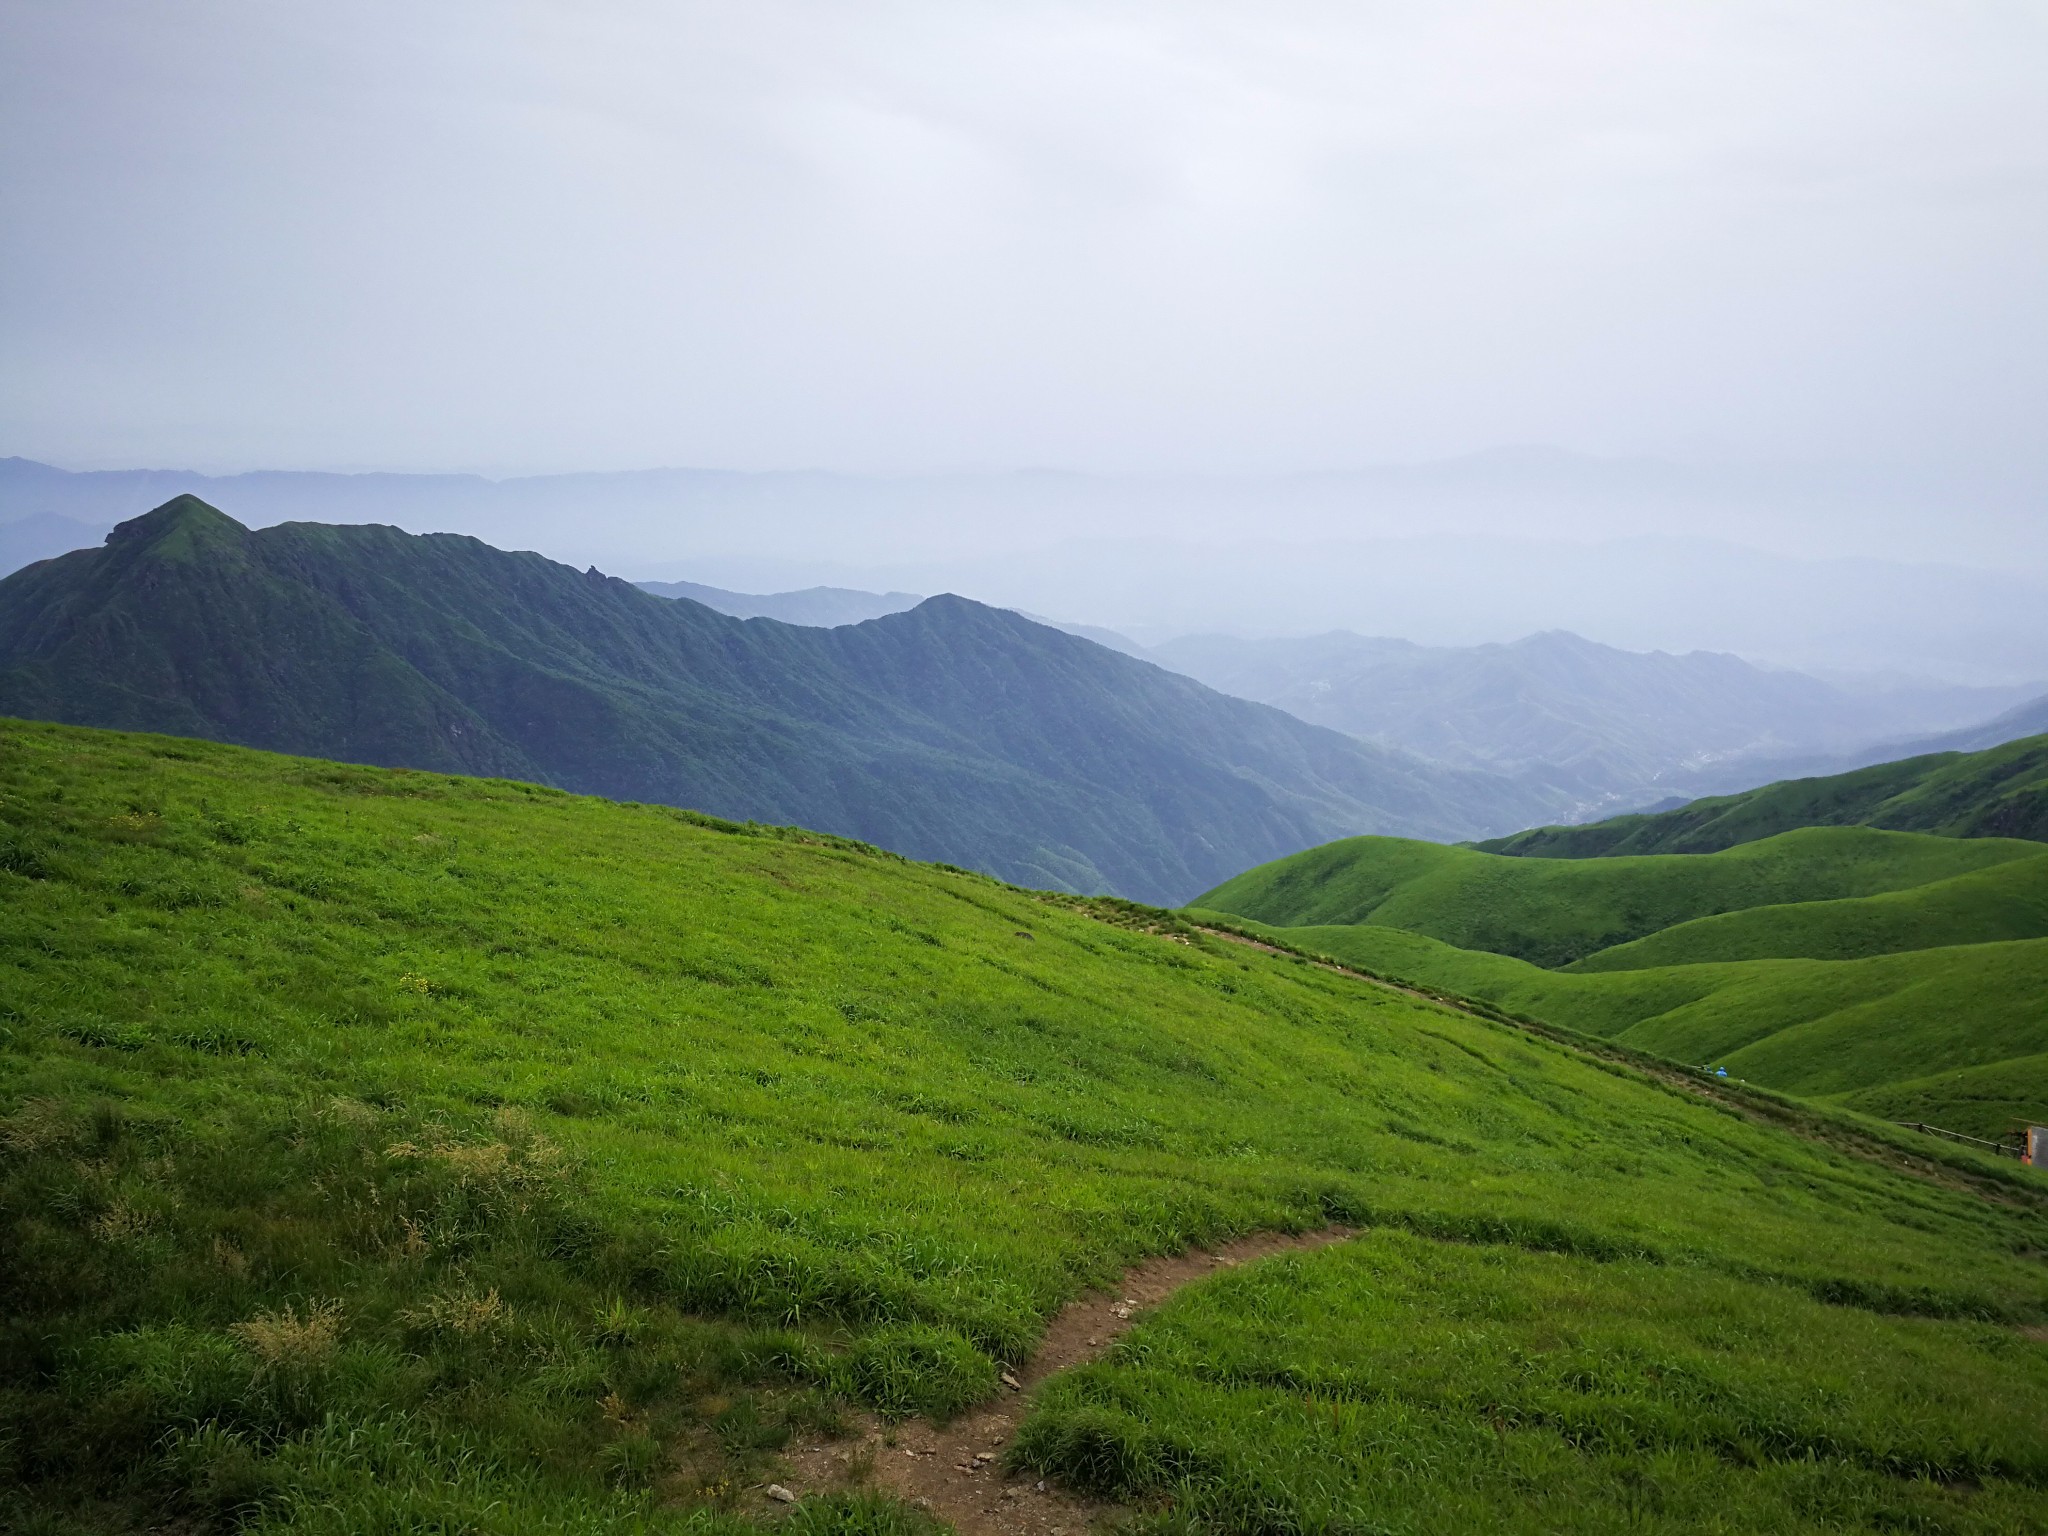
773,1226 -> 1353,1535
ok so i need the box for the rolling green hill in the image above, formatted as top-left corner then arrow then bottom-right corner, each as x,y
0,496 -> 1568,905
1477,730 -> 2048,857
1194,824 -> 2039,968
5,719 -> 2046,1534
1195,817 -> 2048,1136
1210,916 -> 2048,1135
1567,850 -> 2048,970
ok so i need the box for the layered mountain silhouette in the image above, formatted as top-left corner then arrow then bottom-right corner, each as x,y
635,577 -> 923,627
0,497 -> 1570,902
1149,628 -> 2034,813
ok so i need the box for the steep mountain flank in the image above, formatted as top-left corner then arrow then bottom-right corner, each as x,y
0,497 -> 1562,902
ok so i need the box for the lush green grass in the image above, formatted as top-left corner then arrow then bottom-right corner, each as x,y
1475,731 -> 2048,856
1014,1229 -> 2048,1535
1195,826 -> 2038,968
1195,824 -> 2048,1133
1210,918 -> 2048,1138
1569,851 -> 2048,970
1839,1052 -> 2048,1139
5,719 -> 2047,1533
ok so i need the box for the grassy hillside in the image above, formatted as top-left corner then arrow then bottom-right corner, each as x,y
1477,730 -> 2048,857
0,496 -> 1568,904
1017,1228 -> 2048,1534
6,719 -> 2046,1534
1840,1052 -> 2048,1141
1211,918 -> 2048,1137
1568,849 -> 2048,969
1194,825 -> 2037,967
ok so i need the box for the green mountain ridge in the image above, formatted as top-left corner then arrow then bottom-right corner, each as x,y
1196,731 -> 2048,1133
1195,824 -> 2038,968
4,719 -> 2046,1534
1478,731 -> 2048,856
0,495 -> 1571,904
1566,851 -> 2048,970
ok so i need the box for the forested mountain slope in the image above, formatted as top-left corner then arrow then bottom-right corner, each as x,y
3,720 -> 2044,1534
0,496 -> 1566,903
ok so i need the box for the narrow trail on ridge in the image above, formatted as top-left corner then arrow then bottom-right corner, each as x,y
772,1226 -> 1354,1536
759,918 -> 2038,1532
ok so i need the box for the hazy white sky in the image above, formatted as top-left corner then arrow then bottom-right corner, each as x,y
3,1 -> 2044,483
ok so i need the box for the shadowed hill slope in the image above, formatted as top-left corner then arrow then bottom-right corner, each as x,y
0,496 -> 1565,903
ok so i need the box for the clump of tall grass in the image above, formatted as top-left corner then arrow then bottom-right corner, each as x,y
401,1286 -> 512,1337
230,1299 -> 346,1367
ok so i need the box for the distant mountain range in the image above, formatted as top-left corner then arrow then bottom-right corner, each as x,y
631,591 -> 2046,818
7,470 -> 2041,836
9,453 -> 2048,683
636,578 -> 923,627
1146,629 -> 2041,816
637,577 -> 1151,658
0,497 -> 1581,902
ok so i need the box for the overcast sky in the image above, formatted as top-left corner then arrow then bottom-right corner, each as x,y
3,1 -> 2044,498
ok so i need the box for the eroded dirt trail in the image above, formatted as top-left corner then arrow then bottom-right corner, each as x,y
775,1227 -> 1353,1536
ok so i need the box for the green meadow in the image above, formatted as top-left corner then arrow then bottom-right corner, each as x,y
3,719 -> 2046,1534
1194,826 -> 2040,967
1213,917 -> 2048,1132
1196,820 -> 2048,1139
1568,851 -> 2048,970
1016,1229 -> 2048,1535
